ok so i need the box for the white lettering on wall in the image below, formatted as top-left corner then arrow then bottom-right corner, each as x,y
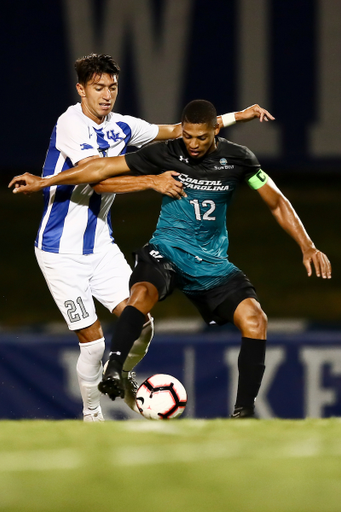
62,0 -> 193,122
228,0 -> 281,157
300,348 -> 341,417
224,347 -> 285,418
60,349 -> 138,420
183,346 -> 196,418
309,0 -> 341,156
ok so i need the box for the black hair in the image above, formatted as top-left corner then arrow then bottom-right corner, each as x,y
75,53 -> 120,85
181,99 -> 217,127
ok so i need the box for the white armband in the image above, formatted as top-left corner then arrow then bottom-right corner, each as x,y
221,112 -> 236,127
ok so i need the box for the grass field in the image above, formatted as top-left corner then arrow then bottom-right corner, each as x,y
1,419 -> 341,512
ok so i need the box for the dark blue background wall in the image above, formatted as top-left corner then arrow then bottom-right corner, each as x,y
1,0 -> 341,173
2,327 -> 341,420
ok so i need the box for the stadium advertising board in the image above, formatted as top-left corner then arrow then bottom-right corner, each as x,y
1,330 -> 341,420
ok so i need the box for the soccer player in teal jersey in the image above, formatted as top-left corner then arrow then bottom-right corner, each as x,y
9,100 -> 332,418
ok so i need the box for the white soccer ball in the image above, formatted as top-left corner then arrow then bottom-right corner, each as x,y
135,374 -> 187,420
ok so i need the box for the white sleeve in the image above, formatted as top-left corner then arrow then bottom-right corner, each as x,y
55,113 -> 98,165
125,115 -> 159,148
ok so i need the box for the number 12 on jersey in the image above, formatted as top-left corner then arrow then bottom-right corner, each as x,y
189,199 -> 216,221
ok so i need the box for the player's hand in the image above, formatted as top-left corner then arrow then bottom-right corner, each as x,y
8,173 -> 44,195
235,104 -> 275,123
303,247 -> 332,279
152,171 -> 187,199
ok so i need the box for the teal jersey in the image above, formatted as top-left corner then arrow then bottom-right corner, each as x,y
125,137 -> 266,292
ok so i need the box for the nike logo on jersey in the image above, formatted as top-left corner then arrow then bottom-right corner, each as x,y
80,143 -> 94,150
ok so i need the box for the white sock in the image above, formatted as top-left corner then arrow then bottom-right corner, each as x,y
76,338 -> 105,415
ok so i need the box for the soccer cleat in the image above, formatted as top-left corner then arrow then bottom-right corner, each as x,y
230,406 -> 256,419
122,371 -> 140,412
83,408 -> 104,422
98,359 -> 125,400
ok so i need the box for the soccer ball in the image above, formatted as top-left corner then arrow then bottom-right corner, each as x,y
135,374 -> 187,420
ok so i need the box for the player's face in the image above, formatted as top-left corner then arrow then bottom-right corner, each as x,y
181,122 -> 219,159
76,73 -> 118,124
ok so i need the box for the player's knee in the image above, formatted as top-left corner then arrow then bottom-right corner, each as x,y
247,305 -> 267,337
129,282 -> 159,310
238,302 -> 267,338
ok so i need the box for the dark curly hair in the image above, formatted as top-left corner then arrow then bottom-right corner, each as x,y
75,53 -> 120,85
181,99 -> 217,127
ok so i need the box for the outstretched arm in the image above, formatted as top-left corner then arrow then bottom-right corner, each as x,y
234,104 -> 275,123
92,171 -> 185,199
155,104 -> 275,141
9,157 -> 185,199
257,178 -> 332,279
9,155 -> 131,194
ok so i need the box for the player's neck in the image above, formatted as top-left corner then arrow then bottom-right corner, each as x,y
81,102 -> 106,125
207,138 -> 218,155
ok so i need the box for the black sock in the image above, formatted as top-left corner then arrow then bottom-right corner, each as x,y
109,306 -> 146,367
235,337 -> 266,409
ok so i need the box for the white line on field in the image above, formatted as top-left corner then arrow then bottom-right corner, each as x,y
114,437 -> 341,466
115,441 -> 245,466
0,449 -> 82,472
123,422 -> 181,434
122,419 -> 207,435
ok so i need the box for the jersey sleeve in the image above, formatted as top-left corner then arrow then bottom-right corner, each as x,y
56,112 -> 98,165
125,141 -> 167,175
124,115 -> 159,148
239,145 -> 269,190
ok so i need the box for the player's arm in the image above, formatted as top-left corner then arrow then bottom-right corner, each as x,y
255,175 -> 332,279
154,104 -> 275,141
92,171 -> 185,199
9,154 -> 185,199
9,155 -> 131,194
79,154 -> 184,197
232,104 -> 275,124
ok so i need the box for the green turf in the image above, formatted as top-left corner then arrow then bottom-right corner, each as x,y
1,419 -> 341,512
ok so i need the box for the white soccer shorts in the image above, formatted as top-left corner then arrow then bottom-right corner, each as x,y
35,244 -> 132,330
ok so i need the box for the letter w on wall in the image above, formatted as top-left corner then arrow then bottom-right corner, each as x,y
62,0 -> 193,122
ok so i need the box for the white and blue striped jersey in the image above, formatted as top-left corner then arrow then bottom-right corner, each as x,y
35,103 -> 158,254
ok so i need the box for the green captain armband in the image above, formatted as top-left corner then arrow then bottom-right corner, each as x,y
247,169 -> 269,190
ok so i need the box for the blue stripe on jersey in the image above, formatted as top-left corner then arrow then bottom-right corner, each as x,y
116,122 -> 132,154
35,157 -> 74,253
79,122 -> 131,251
94,127 -> 110,151
83,192 -> 102,254
42,126 -> 59,177
35,120 -> 133,254
107,208 -> 113,240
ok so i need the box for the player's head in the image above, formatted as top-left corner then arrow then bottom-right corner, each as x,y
75,53 -> 120,123
181,99 -> 218,127
75,53 -> 120,85
181,100 -> 220,159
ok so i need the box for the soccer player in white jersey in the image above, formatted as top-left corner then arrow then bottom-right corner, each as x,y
12,53 -> 274,421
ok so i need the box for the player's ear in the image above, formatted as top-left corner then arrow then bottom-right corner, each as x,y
214,123 -> 220,136
76,83 -> 85,98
